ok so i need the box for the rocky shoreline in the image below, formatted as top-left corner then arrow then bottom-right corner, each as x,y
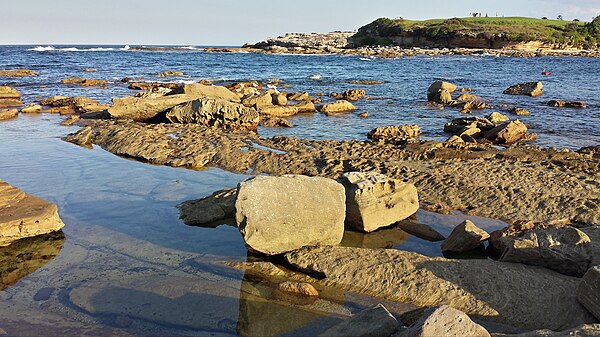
205,31 -> 600,58
1,64 -> 599,335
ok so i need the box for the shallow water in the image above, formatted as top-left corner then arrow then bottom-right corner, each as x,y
0,46 -> 594,335
1,45 -> 599,149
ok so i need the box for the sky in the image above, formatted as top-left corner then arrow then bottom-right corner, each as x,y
1,0 -> 599,46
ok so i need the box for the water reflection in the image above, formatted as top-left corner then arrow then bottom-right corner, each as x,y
341,227 -> 409,249
0,231 -> 65,291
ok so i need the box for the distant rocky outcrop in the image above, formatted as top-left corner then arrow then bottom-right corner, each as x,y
245,32 -> 355,53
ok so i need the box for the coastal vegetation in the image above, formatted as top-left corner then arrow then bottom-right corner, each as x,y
350,16 -> 600,49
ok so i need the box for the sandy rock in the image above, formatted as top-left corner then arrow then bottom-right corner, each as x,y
284,246 -> 596,330
428,81 -> 457,94
319,304 -> 399,337
42,96 -> 108,114
165,98 -> 259,130
60,115 -> 80,126
158,70 -> 184,77
0,86 -> 22,107
341,172 -> 419,232
235,175 -> 346,255
0,69 -> 39,77
108,95 -> 194,121
512,107 -> 531,116
427,81 -> 456,104
0,180 -> 65,246
341,89 -> 366,101
320,100 -> 356,114
175,83 -> 242,103
65,126 -> 95,149
577,266 -> 600,322
259,105 -> 299,117
483,120 -> 534,145
493,226 -> 592,277
177,188 -> 236,226
260,117 -> 293,127
503,82 -> 543,97
457,93 -> 480,102
21,104 -> 42,113
399,305 -> 490,337
272,92 -> 288,106
293,100 -> 316,113
60,77 -> 107,87
277,282 -> 319,297
441,220 -> 490,253
397,220 -> 446,241
128,82 -> 180,91
492,324 -> 600,336
367,125 -> 422,142
359,112 -> 369,118
0,108 -> 18,120
548,100 -> 586,108
487,112 -> 509,124
242,91 -> 273,109
287,92 -> 310,101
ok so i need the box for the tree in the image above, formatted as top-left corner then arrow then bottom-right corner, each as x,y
557,15 -> 563,20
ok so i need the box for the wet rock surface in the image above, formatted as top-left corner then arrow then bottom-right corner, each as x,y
0,180 -> 66,246
284,246 -> 596,330
178,188 -> 237,226
74,119 -> 600,227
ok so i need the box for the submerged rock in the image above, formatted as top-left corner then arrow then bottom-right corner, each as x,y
178,188 -> 237,226
331,89 -> 366,101
284,246 -> 596,330
341,172 -> 419,233
65,126 -> 95,148
0,180 -> 65,246
235,175 -> 346,255
441,220 -> 490,253
319,304 -> 399,337
158,70 -> 184,77
503,82 -> 543,97
165,98 -> 259,130
577,266 -> 600,321
277,282 -> 319,297
398,305 -> 490,337
21,104 -> 42,114
60,77 -> 107,87
547,100 -> 586,108
0,69 -> 39,77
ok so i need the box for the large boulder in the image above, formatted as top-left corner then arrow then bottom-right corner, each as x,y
503,82 -> 543,97
341,172 -> 419,233
177,188 -> 237,226
165,98 -> 259,130
284,246 -> 597,331
242,91 -> 273,109
0,86 -> 22,107
293,100 -> 316,113
259,105 -> 299,117
319,304 -> 399,337
0,180 -> 65,246
490,223 -> 593,277
109,84 -> 243,121
398,305 -> 490,337
338,89 -> 366,101
319,100 -> 356,114
427,81 -> 456,104
235,175 -> 346,255
441,220 -> 490,253
367,125 -> 422,142
577,266 -> 600,321
483,120 -> 535,145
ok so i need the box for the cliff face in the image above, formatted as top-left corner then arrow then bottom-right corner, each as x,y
349,17 -> 600,50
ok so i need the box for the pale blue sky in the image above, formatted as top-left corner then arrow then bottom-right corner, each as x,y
2,0 -> 599,45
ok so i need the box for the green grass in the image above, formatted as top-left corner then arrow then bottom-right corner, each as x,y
351,16 -> 600,48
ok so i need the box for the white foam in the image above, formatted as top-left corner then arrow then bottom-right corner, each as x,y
28,46 -> 55,52
121,45 -> 131,51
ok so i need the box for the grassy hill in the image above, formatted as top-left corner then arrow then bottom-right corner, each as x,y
350,16 -> 600,49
